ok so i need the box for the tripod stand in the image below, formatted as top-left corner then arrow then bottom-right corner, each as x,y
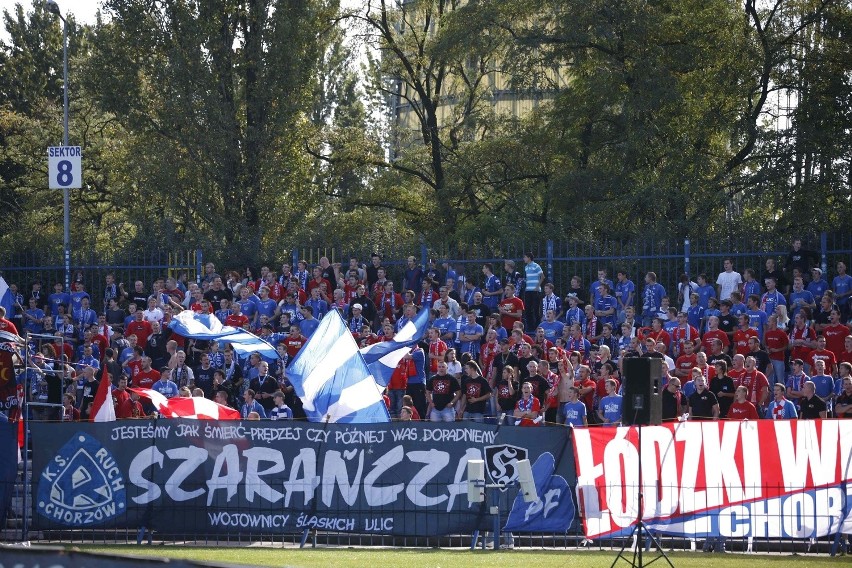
610,421 -> 674,568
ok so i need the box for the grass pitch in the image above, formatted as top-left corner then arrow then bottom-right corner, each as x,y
73,546 -> 850,568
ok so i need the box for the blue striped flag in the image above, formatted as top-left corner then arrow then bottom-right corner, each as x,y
359,308 -> 430,387
0,277 -> 13,321
168,310 -> 278,361
287,310 -> 390,423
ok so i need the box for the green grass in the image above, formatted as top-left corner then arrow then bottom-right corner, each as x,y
69,546 -> 850,568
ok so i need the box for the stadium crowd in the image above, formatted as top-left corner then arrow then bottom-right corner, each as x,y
1,237 -> 851,426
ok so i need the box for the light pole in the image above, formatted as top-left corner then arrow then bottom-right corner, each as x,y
46,0 -> 71,292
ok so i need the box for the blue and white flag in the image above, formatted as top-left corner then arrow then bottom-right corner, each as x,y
288,310 -> 389,423
359,308 -> 430,387
168,310 -> 278,362
0,277 -> 13,321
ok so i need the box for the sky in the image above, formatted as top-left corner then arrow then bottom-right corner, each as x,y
1,0 -> 103,40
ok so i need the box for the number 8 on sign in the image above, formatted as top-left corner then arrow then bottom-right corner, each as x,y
47,146 -> 82,189
57,160 -> 73,186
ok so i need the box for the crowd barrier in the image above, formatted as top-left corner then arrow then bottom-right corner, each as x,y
3,419 -> 852,555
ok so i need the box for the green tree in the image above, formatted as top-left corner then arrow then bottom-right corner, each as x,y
82,0 -> 333,265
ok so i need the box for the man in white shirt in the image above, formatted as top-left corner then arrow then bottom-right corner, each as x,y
716,258 -> 743,301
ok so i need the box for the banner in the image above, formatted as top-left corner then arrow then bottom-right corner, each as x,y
0,421 -> 18,527
31,421 -> 576,536
573,420 -> 852,540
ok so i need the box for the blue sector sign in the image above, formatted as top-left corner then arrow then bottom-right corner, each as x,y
48,146 -> 82,189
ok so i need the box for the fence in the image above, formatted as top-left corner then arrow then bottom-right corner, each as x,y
297,232 -> 852,301
2,235 -> 851,306
3,419 -> 852,556
0,249 -> 202,310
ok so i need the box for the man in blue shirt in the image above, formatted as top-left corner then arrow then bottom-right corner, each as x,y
48,282 -> 70,316
833,261 -> 852,320
807,268 -> 829,299
745,294 -> 768,340
459,312 -> 484,359
539,309 -> 564,342
269,391 -> 292,420
641,272 -> 666,327
433,304 -> 457,346
590,268 -> 615,305
760,276 -> 786,316
594,283 -> 618,328
69,282 -> 90,316
23,297 -> 44,335
540,283 -> 562,322
562,386 -> 587,427
788,276 -> 816,319
695,274 -> 716,309
152,368 -> 179,399
615,271 -> 635,323
481,263 -> 502,310
255,286 -> 278,320
304,287 -> 329,320
73,297 -> 98,340
298,306 -> 319,338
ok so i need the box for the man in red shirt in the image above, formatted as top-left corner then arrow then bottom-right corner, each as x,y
0,306 -> 19,337
733,314 -> 758,356
737,355 -> 770,412
701,315 -> 730,354
646,318 -> 671,353
498,283 -> 525,331
674,340 -> 698,382
789,312 -> 816,368
225,301 -> 249,329
727,385 -> 760,420
125,309 -> 153,348
573,364 -> 596,418
764,314 -> 789,384
728,353 -> 746,382
133,356 -> 159,389
426,327 -> 448,374
839,336 -> 852,369
671,312 -> 699,358
823,309 -> 850,362
112,376 -> 130,412
375,281 -> 404,324
283,325 -> 306,359
807,336 -> 837,377
306,267 -> 333,296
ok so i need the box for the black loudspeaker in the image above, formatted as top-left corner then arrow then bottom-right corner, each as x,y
622,357 -> 664,425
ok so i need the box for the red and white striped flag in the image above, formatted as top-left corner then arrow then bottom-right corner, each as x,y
128,388 -> 240,420
90,366 -> 116,422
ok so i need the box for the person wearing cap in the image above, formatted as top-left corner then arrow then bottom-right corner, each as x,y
347,284 -> 376,323
347,303 -> 370,342
269,391 -> 293,420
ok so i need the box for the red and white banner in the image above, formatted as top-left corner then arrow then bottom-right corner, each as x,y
129,388 -> 240,420
90,367 -> 116,423
573,420 -> 852,539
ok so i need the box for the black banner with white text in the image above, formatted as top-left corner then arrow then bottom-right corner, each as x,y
31,421 -> 577,536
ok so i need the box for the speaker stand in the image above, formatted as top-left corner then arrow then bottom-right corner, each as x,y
610,422 -> 675,568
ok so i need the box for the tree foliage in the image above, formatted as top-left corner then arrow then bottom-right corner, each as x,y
0,0 -> 848,265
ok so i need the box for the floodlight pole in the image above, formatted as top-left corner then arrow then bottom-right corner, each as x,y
46,0 -> 71,291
